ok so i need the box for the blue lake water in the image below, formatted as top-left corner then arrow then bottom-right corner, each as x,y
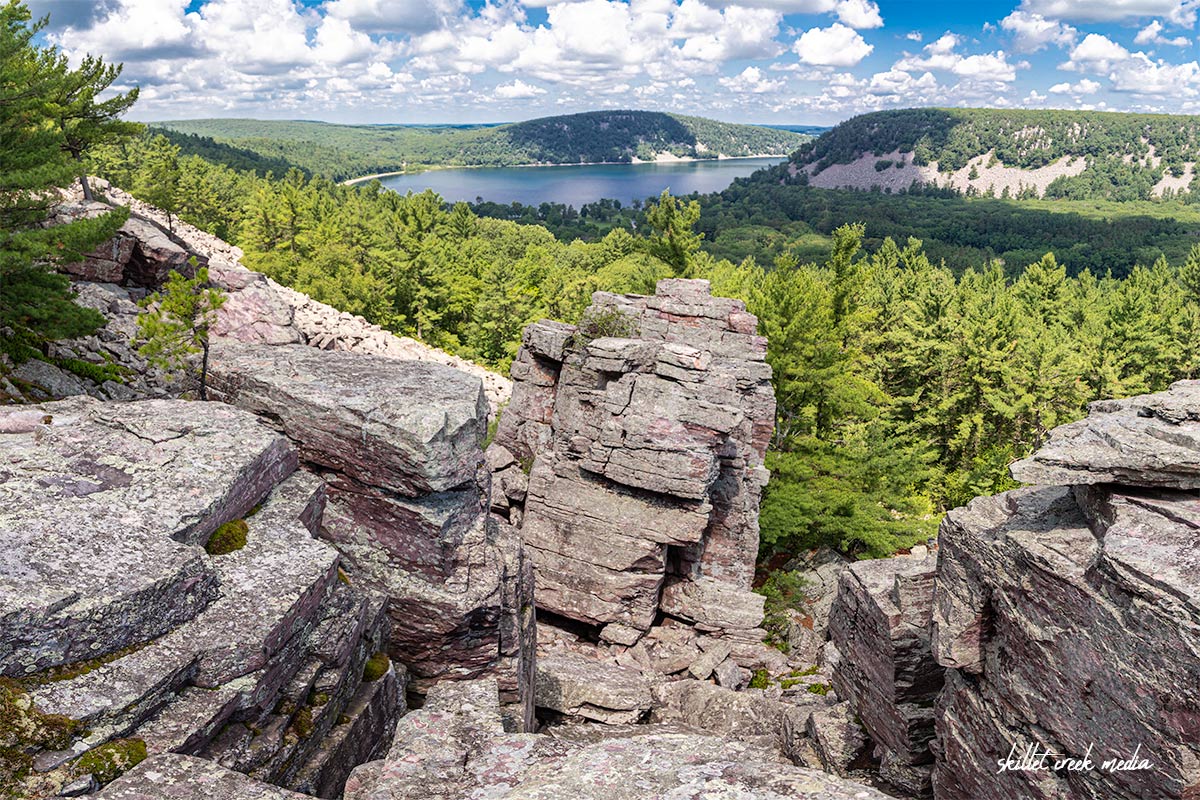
376,157 -> 784,207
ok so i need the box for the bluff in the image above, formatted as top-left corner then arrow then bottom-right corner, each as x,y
787,108 -> 1200,200
0,186 -> 889,800
825,381 -> 1200,798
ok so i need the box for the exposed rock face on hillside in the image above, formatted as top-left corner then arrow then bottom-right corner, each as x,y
208,341 -> 535,731
0,398 -> 400,798
340,679 -> 892,800
825,381 -> 1200,800
495,279 -> 775,646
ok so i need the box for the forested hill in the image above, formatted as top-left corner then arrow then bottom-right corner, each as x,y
153,111 -> 809,181
788,108 -> 1200,201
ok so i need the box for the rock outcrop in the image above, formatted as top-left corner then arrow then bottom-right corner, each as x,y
208,340 -> 535,731
341,678 -> 891,800
822,380 -> 1200,800
827,549 -> 942,795
495,279 -> 775,647
13,182 -> 510,411
0,398 -> 401,798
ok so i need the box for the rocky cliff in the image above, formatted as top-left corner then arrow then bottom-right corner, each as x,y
1,189 -> 895,800
826,381 -> 1200,799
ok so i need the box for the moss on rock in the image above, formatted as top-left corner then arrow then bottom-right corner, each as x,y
363,652 -> 390,682
74,738 -> 147,785
205,519 -> 249,555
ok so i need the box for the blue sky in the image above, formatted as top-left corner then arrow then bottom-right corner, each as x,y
26,0 -> 1200,124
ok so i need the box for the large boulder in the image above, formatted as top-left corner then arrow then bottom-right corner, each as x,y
932,484 -> 1200,800
1010,379 -> 1200,488
343,679 -> 893,800
827,551 -> 943,794
208,340 -> 535,731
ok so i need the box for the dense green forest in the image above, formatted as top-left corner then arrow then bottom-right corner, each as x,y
86,132 -> 1200,561
153,112 -> 809,181
472,175 -> 1200,279
790,107 -> 1200,201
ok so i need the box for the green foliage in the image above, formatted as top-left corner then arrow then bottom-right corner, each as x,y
205,519 -> 248,556
73,739 -> 146,785
806,682 -> 831,696
645,189 -> 704,276
135,266 -> 226,398
362,652 -> 390,682
755,571 -> 809,652
748,669 -> 771,689
575,307 -> 639,347
0,1 -> 134,351
155,111 -> 810,180
1,678 -> 84,796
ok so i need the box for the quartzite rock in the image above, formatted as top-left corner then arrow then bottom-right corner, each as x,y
0,397 -> 293,677
932,483 -> 1200,799
828,551 -> 943,779
343,678 -> 892,800
97,754 -> 312,799
0,399 -> 400,798
208,340 -> 535,730
497,280 -> 775,641
1010,379 -> 1200,488
533,651 -> 653,724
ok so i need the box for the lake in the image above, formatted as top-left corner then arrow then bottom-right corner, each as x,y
376,157 -> 784,208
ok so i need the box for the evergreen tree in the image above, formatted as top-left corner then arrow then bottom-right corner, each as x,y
136,266 -> 226,399
645,190 -> 703,276
0,1 -> 128,350
49,52 -> 140,201
136,135 -> 182,230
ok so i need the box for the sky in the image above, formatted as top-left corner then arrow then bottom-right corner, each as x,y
25,0 -> 1200,124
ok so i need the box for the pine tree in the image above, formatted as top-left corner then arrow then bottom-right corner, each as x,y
645,190 -> 703,277
136,266 -> 226,399
49,53 -> 140,201
136,135 -> 182,230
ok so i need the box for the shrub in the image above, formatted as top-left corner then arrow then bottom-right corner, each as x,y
574,307 -> 637,348
748,669 -> 771,689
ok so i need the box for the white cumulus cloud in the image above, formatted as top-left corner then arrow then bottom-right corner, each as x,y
793,22 -> 873,67
494,79 -> 547,98
1000,11 -> 1076,53
834,0 -> 883,29
1017,0 -> 1200,26
1134,19 -> 1190,46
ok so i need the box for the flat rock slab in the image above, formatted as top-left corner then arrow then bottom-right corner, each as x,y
344,678 -> 890,800
1011,379 -> 1200,488
534,652 -> 653,724
209,340 -> 487,496
97,753 -> 311,799
0,397 -> 294,676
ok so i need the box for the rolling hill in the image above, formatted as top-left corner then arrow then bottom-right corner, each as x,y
153,111 -> 811,181
786,108 -> 1200,201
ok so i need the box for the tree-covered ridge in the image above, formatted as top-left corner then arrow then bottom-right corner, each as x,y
791,108 -> 1200,200
153,111 -> 809,181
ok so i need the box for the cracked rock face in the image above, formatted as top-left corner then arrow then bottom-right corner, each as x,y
208,340 -> 536,731
932,485 -> 1200,800
827,551 -> 943,792
1010,379 -> 1200,488
343,679 -> 892,800
0,398 -> 403,798
496,280 -> 775,640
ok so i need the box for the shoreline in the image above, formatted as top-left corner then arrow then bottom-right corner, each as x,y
339,153 -> 788,186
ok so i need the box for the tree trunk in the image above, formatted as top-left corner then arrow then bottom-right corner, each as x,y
80,174 -> 93,203
199,337 -> 209,401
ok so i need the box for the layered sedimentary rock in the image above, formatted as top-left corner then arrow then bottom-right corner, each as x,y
496,279 -> 775,644
0,399 -> 400,798
1009,380 -> 1200,488
342,679 -> 892,800
827,550 -> 942,794
208,341 -> 535,731
932,483 -> 1200,800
